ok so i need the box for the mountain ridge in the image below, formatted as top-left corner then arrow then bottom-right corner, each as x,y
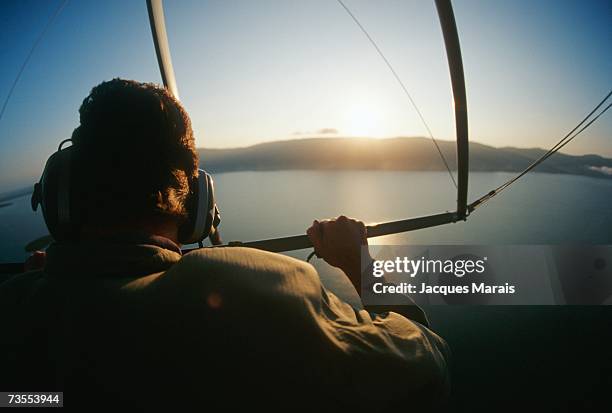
197,137 -> 612,179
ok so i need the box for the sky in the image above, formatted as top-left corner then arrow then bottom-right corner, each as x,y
0,0 -> 610,191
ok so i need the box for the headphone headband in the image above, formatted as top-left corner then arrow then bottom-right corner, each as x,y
33,142 -> 221,245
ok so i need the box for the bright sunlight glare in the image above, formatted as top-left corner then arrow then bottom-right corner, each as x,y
341,101 -> 390,138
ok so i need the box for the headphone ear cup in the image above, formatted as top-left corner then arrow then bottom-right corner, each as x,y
33,147 -> 75,241
179,169 -> 215,244
204,173 -> 219,232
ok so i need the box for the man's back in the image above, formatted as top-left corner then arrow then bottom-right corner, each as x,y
0,241 -> 449,410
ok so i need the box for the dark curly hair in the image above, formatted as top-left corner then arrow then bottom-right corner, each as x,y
70,78 -> 198,229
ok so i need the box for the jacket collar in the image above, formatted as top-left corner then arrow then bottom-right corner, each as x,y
44,235 -> 182,278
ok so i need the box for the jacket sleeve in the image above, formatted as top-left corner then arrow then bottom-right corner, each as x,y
314,285 -> 451,408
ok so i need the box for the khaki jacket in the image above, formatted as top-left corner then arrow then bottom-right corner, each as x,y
0,240 -> 449,411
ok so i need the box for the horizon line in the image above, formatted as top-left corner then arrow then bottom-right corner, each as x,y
196,135 -> 607,158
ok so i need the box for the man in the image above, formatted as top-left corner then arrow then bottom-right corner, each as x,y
0,79 -> 449,411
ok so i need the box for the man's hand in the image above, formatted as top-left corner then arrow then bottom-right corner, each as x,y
307,216 -> 370,293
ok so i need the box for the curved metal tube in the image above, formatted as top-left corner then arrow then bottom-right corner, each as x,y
146,0 -> 180,99
435,0 -> 469,219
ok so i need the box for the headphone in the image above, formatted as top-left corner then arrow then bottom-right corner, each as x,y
31,139 -> 221,245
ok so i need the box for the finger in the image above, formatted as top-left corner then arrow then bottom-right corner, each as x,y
306,219 -> 318,234
354,220 -> 366,242
306,220 -> 319,237
307,220 -> 324,253
318,220 -> 334,239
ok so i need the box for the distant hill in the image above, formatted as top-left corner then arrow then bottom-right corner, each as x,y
198,137 -> 612,179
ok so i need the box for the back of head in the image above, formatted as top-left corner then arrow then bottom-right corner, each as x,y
70,78 -> 198,233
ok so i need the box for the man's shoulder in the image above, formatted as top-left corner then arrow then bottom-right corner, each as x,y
179,246 -> 312,272
160,247 -> 322,300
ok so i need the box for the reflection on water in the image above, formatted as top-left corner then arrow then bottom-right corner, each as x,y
1,171 -> 611,263
217,170 -> 612,246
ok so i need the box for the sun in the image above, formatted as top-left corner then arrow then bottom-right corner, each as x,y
342,101 -> 387,137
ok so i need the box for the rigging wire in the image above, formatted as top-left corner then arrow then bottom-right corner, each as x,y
0,0 -> 69,125
515,90 -> 612,173
336,0 -> 458,189
468,90 -> 612,212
